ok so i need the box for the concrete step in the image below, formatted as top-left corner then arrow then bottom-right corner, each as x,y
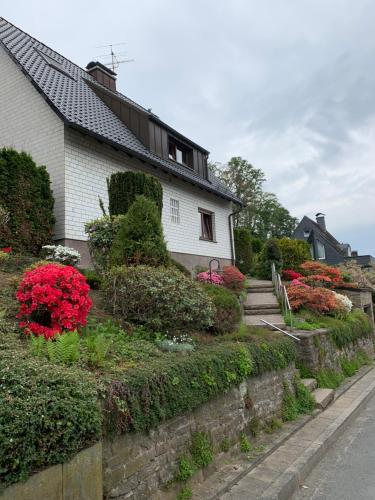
244,308 -> 281,315
247,287 -> 274,293
301,378 -> 318,392
244,303 -> 279,310
244,314 -> 285,329
312,388 -> 334,409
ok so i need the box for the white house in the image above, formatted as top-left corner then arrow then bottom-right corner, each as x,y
0,17 -> 241,269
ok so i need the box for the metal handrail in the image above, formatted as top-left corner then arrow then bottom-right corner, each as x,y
271,263 -> 293,328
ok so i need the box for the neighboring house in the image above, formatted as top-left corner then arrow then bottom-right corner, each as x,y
293,213 -> 374,267
0,18 -> 241,270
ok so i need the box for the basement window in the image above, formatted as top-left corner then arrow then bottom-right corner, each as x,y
199,208 -> 215,242
168,137 -> 193,168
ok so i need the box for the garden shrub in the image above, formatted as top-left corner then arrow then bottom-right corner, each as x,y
0,323 -> 101,488
256,238 -> 282,279
250,236 -> 263,254
79,268 -> 103,289
222,265 -> 246,294
202,283 -> 241,335
42,244 -> 81,266
234,227 -> 253,275
103,265 -> 215,334
247,338 -> 297,376
197,270 -> 223,285
277,237 -> 311,270
84,214 -> 126,271
108,171 -> 163,217
282,269 -> 302,281
111,196 -> 169,267
104,343 -> 253,434
287,285 -> 345,315
0,148 -> 55,254
170,258 -> 191,277
16,263 -> 92,338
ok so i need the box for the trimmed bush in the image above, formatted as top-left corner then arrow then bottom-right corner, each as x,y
0,148 -> 55,254
234,227 -> 253,274
103,265 -> 215,334
111,196 -> 169,267
222,265 -> 246,294
85,215 -> 126,271
202,284 -> 241,335
108,171 -> 163,217
277,237 -> 311,270
256,238 -> 282,279
0,322 -> 101,488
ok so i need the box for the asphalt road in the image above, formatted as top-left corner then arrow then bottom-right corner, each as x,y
293,392 -> 375,500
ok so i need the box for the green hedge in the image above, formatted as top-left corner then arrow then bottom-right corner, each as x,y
0,323 -> 101,488
234,227 -> 253,275
202,284 -> 241,335
328,309 -> 373,348
0,148 -> 55,254
108,171 -> 163,217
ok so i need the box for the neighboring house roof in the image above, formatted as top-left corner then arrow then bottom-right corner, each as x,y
294,216 -> 346,255
0,17 -> 240,204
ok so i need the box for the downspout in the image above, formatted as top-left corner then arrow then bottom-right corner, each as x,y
228,204 -> 246,265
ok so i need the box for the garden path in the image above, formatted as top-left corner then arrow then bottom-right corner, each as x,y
243,278 -> 285,329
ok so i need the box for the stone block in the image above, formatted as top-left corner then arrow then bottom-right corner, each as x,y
0,464 -> 63,500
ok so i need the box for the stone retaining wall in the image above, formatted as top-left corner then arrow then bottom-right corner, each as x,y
336,288 -> 374,327
103,365 -> 297,499
295,328 -> 374,374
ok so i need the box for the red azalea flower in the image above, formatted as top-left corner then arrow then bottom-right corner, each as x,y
1,247 -> 12,253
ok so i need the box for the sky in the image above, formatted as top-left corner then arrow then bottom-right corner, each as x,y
2,1 -> 375,254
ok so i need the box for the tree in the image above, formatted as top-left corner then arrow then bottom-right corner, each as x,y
110,196 -> 169,267
234,227 -> 253,275
211,156 -> 297,238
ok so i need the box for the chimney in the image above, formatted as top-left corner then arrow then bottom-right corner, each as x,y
86,61 -> 117,91
315,212 -> 326,231
352,250 -> 358,257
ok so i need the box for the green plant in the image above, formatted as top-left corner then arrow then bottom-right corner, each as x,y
175,455 -> 195,482
282,382 -> 299,421
79,268 -> 103,289
191,431 -> 213,468
278,237 -> 311,270
103,265 -> 215,334
83,330 -> 112,367
30,331 -> 80,364
108,171 -> 163,217
234,227 -> 253,275
0,323 -> 101,488
294,378 -> 315,414
315,369 -> 344,389
177,486 -> 193,500
0,250 -> 10,264
110,196 -> 169,267
248,417 -> 262,437
256,238 -> 282,279
250,236 -> 263,254
239,433 -> 252,453
264,418 -> 282,433
340,352 -> 371,377
0,148 -> 55,254
201,283 -> 241,335
220,437 -> 230,452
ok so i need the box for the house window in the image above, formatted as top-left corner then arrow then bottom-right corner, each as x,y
168,137 -> 193,168
317,241 -> 326,260
170,198 -> 180,224
199,208 -> 215,241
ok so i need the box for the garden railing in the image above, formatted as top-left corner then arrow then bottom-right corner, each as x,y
271,262 -> 293,328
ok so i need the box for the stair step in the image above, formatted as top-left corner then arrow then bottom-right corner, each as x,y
244,308 -> 281,315
247,287 -> 274,293
244,303 -> 279,310
244,314 -> 285,329
301,378 -> 317,392
312,388 -> 334,409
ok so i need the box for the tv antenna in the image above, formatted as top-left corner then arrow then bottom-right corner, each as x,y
95,43 -> 134,72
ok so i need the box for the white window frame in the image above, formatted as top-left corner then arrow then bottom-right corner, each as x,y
316,240 -> 326,260
170,198 -> 180,224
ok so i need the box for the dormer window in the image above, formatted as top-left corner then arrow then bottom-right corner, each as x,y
168,137 -> 193,168
303,230 -> 310,238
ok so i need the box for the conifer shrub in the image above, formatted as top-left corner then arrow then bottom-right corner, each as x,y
234,227 -> 253,275
103,265 -> 215,334
202,283 -> 241,335
110,196 -> 169,267
256,238 -> 282,279
108,171 -> 163,217
0,148 -> 55,254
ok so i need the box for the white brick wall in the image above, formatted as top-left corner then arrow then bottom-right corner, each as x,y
65,129 -> 233,259
0,47 -> 65,238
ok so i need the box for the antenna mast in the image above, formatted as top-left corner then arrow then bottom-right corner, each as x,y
95,43 -> 134,72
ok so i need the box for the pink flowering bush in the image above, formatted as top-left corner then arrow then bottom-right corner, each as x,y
197,271 -> 224,285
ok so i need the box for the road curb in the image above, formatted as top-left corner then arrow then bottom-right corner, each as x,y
259,368 -> 375,500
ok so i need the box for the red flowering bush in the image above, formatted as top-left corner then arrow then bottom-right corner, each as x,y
287,285 -> 343,315
222,266 -> 246,294
16,263 -> 92,338
282,269 -> 303,281
197,270 -> 224,285
299,261 -> 342,281
1,247 -> 12,253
